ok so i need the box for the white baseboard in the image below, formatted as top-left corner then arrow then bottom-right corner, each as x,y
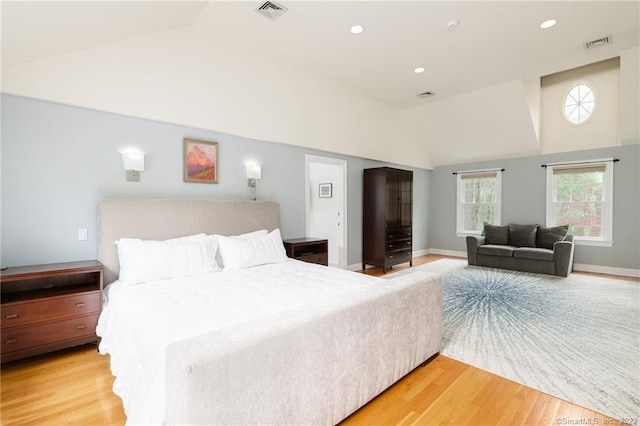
573,263 -> 640,278
349,249 -> 639,278
413,248 -> 430,257
425,248 -> 467,258
424,248 -> 640,278
346,263 -> 363,272
347,248 -> 462,272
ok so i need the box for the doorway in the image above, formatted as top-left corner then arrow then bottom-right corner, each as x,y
305,155 -> 347,269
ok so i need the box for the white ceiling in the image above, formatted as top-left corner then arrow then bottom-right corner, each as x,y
2,1 -> 639,109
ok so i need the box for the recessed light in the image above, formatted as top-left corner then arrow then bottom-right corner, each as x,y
414,67 -> 425,74
350,25 -> 364,34
540,19 -> 557,29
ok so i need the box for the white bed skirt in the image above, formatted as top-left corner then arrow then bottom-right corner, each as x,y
165,271 -> 442,425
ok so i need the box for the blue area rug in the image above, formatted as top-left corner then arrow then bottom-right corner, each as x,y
386,259 -> 640,420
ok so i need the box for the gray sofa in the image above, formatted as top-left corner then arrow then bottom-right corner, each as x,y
466,223 -> 575,277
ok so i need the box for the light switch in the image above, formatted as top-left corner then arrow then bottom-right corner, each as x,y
126,170 -> 140,182
78,228 -> 88,241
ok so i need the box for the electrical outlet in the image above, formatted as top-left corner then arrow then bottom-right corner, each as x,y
78,228 -> 88,241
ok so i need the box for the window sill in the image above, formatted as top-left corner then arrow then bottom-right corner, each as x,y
574,239 -> 613,248
457,232 -> 481,238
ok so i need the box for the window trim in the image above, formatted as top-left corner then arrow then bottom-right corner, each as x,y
456,168 -> 502,237
562,80 -> 598,127
545,158 -> 614,247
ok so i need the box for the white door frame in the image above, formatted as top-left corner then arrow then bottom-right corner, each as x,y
305,154 -> 348,269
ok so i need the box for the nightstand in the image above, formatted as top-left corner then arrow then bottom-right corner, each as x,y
283,238 -> 328,266
1,260 -> 103,363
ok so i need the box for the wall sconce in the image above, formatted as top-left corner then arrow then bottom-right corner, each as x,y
246,164 -> 262,200
122,152 -> 145,182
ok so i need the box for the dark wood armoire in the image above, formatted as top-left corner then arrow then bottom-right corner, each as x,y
363,167 -> 413,272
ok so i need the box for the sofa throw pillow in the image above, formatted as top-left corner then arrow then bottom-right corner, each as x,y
536,225 -> 569,249
507,224 -> 539,247
482,222 -> 509,245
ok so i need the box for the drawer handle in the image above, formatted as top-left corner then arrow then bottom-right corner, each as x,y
406,242 -> 411,245
389,255 -> 394,259
5,313 -> 18,319
388,234 -> 395,238
75,324 -> 86,330
388,244 -> 394,248
5,338 -> 17,344
75,302 -> 86,308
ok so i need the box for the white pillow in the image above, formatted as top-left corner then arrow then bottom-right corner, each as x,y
217,229 -> 288,270
211,229 -> 269,266
116,234 -> 220,285
235,229 -> 269,239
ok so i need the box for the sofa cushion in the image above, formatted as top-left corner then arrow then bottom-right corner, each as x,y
508,224 -> 538,247
513,247 -> 554,262
482,222 -> 509,245
536,225 -> 569,249
478,245 -> 516,257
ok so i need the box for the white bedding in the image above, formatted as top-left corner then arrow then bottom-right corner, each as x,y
98,259 -> 409,424
97,199 -> 441,425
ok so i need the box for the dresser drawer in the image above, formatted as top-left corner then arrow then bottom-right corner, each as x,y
1,313 -> 99,355
386,229 -> 412,242
386,240 -> 412,252
1,292 -> 100,329
297,253 -> 328,266
284,238 -> 329,266
385,250 -> 412,264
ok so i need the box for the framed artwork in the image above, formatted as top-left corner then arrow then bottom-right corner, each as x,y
184,138 -> 218,184
319,183 -> 332,198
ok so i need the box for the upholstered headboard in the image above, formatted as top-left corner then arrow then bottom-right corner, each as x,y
98,199 -> 281,285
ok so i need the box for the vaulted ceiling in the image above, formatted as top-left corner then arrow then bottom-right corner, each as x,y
3,1 -> 638,109
2,1 -> 638,168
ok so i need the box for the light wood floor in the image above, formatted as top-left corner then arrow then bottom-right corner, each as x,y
1,255 -> 633,425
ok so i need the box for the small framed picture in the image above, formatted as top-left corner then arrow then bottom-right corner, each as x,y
319,183 -> 332,198
184,138 -> 218,184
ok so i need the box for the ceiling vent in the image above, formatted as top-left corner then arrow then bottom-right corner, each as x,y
584,34 -> 613,50
417,91 -> 436,99
256,1 -> 288,20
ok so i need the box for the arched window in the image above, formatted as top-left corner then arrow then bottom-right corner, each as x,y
563,82 -> 596,124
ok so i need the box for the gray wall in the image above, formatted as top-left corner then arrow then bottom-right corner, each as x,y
4,94 -> 636,271
1,94 -> 430,268
429,145 -> 640,270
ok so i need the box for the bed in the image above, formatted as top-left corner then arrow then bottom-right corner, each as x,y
96,199 -> 442,425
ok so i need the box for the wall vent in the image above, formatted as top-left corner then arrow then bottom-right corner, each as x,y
417,91 -> 436,99
583,34 -> 612,50
256,1 -> 288,20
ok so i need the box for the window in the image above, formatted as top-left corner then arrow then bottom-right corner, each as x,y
563,82 -> 596,125
546,160 -> 614,246
456,170 -> 502,236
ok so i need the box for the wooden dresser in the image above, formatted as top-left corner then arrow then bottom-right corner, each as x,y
1,260 -> 103,363
283,238 -> 329,266
363,167 -> 413,272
